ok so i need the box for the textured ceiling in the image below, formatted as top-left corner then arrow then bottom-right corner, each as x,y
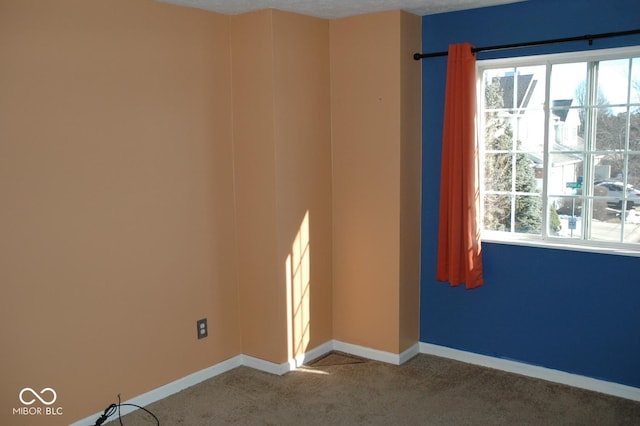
157,0 -> 525,19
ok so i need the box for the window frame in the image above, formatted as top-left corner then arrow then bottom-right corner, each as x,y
476,45 -> 640,257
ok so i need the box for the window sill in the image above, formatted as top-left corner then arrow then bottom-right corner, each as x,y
481,234 -> 640,258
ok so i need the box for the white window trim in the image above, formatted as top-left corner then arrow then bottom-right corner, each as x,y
477,45 -> 640,257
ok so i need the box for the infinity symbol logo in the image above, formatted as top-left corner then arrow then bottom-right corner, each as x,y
19,388 -> 57,406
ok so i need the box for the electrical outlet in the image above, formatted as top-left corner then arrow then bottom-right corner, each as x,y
197,318 -> 208,339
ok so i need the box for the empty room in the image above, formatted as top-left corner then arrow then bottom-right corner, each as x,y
2,0 -> 639,425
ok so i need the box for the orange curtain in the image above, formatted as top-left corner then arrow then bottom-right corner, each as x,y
436,43 -> 484,289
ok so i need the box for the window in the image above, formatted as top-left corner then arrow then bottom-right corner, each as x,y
478,46 -> 640,254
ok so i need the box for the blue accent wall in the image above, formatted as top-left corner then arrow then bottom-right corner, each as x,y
420,0 -> 640,388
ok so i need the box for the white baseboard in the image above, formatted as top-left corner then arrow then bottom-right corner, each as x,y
241,354 -> 290,376
291,340 -> 335,368
333,340 -> 420,365
70,355 -> 243,426
419,342 -> 640,402
243,339 -> 418,374
399,342 -> 421,364
72,340 -> 418,425
242,340 -> 338,375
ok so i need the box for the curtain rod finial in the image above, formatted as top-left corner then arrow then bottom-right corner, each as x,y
413,53 -> 423,61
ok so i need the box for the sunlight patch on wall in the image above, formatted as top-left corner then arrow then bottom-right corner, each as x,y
286,210 -> 311,361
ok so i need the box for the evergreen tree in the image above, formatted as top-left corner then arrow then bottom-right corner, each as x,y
514,149 -> 542,233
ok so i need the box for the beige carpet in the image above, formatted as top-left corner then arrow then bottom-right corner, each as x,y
108,352 -> 640,425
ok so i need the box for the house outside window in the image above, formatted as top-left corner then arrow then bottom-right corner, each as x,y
478,46 -> 640,254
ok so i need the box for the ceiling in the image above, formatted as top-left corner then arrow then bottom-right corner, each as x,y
157,0 -> 525,20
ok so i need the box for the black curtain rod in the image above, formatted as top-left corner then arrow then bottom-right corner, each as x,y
413,28 -> 640,60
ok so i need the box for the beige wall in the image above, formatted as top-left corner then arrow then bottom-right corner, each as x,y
399,12 -> 422,352
231,10 -> 333,364
231,10 -> 283,363
331,10 -> 421,354
0,1 -> 238,424
272,11 -> 334,360
1,1 -> 420,424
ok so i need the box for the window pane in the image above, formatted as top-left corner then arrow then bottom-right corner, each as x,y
589,200 -> 624,243
631,125 -> 640,153
484,112 -> 514,150
551,104 -> 583,146
594,163 -> 611,182
592,186 -> 618,221
484,194 -> 512,232
515,195 -> 542,234
555,196 -> 582,216
598,58 -> 630,106
595,153 -> 620,182
631,58 -> 640,106
552,196 -> 583,239
594,106 -> 629,151
484,68 -> 515,111
508,65 -> 545,110
548,153 -> 584,196
550,62 -> 587,104
548,203 -> 563,235
516,111 -> 546,151
625,178 -> 640,208
515,153 -> 542,193
483,66 -> 544,110
485,153 -> 512,191
623,213 -> 640,244
629,153 -> 640,187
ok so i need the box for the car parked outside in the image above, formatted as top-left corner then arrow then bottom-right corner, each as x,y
594,181 -> 640,209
